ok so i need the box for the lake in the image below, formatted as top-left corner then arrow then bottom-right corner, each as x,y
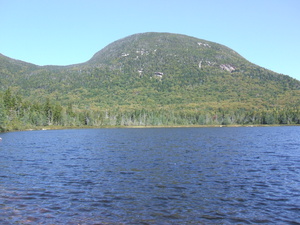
0,127 -> 300,224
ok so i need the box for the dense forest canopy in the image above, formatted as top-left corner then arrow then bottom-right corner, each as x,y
1,32 -> 300,131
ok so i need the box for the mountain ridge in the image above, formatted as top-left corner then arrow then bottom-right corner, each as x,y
0,32 -> 295,77
0,32 -> 297,80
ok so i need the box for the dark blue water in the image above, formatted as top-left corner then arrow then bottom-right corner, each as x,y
0,127 -> 300,224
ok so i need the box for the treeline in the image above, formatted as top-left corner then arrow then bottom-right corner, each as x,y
1,89 -> 300,131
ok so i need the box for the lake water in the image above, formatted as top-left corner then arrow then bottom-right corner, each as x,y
0,127 -> 300,224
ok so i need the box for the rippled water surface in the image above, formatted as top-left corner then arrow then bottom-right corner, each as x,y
0,127 -> 300,224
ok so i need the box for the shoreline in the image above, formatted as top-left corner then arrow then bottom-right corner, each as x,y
2,123 -> 299,133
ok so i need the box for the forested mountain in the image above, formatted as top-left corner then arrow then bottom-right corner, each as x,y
1,32 -> 300,130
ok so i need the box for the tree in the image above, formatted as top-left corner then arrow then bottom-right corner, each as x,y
44,98 -> 53,125
3,88 -> 15,110
53,104 -> 63,125
0,100 -> 7,131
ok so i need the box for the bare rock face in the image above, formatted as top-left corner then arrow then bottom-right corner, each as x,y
220,64 -> 235,72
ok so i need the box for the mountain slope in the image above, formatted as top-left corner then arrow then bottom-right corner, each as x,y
1,32 -> 300,111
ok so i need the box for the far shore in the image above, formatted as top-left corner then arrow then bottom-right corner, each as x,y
1,123 -> 299,133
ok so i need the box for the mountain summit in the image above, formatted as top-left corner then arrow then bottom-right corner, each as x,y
87,32 -> 244,72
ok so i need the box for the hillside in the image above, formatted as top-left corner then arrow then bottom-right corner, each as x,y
1,32 -> 300,129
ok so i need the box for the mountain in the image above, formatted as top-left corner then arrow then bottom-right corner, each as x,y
80,32 -> 300,108
1,32 -> 300,129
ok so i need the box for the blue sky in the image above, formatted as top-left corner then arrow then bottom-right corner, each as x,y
1,0 -> 300,80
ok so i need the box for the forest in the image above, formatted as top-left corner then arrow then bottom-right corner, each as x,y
1,88 -> 299,132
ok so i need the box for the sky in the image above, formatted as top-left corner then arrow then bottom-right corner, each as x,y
1,0 -> 300,80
